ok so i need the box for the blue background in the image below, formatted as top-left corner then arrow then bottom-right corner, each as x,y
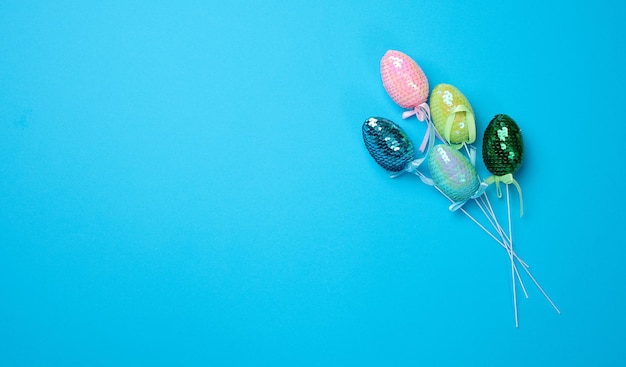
1,0 -> 624,365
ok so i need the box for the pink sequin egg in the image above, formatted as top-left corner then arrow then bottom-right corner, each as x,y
380,50 -> 429,109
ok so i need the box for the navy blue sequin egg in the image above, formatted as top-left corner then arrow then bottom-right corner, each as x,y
362,117 -> 415,172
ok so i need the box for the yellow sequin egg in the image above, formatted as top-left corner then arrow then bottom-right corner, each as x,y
429,84 -> 476,146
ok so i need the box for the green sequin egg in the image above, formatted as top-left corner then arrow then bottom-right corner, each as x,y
482,114 -> 524,176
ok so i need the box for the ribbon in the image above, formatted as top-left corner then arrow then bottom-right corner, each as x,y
389,157 -> 426,179
484,173 -> 524,217
402,102 -> 430,122
443,105 -> 476,149
402,102 -> 434,153
402,157 -> 434,185
467,144 -> 477,166
389,128 -> 435,186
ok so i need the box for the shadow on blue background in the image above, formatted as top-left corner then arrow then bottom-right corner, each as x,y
1,0 -> 625,365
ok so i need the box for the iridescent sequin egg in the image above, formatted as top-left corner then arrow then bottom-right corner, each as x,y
428,144 -> 480,202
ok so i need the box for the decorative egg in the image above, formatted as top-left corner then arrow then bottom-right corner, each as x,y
428,144 -> 480,202
362,117 -> 415,172
429,84 -> 476,145
482,114 -> 524,176
380,50 -> 429,109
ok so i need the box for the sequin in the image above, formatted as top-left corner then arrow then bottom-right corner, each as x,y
380,50 -> 429,109
429,84 -> 476,145
362,117 -> 414,172
428,144 -> 480,202
482,114 -> 524,176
